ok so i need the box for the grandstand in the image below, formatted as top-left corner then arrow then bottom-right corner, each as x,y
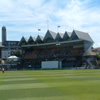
19,30 -> 96,69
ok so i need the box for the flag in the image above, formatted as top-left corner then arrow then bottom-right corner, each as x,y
58,26 -> 60,28
38,29 -> 41,31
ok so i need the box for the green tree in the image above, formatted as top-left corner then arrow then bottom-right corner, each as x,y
96,54 -> 100,60
14,50 -> 22,57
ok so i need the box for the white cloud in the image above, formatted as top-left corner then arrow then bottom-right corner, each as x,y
93,43 -> 100,48
53,0 -> 100,47
0,0 -> 100,48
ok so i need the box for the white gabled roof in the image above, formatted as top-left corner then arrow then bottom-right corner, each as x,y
19,36 -> 28,45
55,32 -> 63,41
63,31 -> 72,40
28,35 -> 35,42
67,31 -> 72,37
43,30 -> 56,41
20,36 -> 28,42
35,35 -> 43,42
59,32 -> 64,38
73,30 -> 94,42
20,29 -> 94,46
49,30 -> 57,39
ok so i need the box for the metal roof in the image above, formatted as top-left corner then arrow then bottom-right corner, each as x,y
73,30 -> 94,42
43,30 -> 56,41
28,35 -> 35,42
58,32 -> 64,38
39,35 -> 44,40
63,31 -> 71,40
19,29 -> 93,45
19,36 -> 28,45
55,33 -> 63,41
67,31 -> 72,37
49,30 -> 57,39
35,35 -> 43,42
21,36 -> 28,42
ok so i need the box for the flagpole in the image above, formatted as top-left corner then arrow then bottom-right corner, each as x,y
47,20 -> 49,30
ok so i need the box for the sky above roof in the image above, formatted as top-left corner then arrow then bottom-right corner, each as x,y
0,0 -> 100,48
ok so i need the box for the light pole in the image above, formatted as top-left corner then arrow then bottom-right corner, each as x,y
56,42 -> 61,69
56,41 -> 60,58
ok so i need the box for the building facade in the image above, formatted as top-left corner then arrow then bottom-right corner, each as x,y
2,41 -> 21,59
19,30 -> 96,69
1,26 -> 21,59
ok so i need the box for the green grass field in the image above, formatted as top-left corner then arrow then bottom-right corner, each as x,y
0,69 -> 100,100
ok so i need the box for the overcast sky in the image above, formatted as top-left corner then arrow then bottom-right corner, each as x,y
0,0 -> 100,47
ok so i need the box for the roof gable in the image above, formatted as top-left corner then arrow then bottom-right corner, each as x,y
71,31 -> 79,40
28,35 -> 35,42
49,30 -> 57,39
55,33 -> 63,41
73,30 -> 94,42
59,33 -> 64,38
20,36 -> 28,42
63,31 -> 71,40
19,36 -> 28,45
43,30 -> 56,42
35,35 -> 43,43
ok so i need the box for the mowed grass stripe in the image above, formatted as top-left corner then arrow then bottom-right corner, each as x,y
0,70 -> 67,100
3,78 -> 36,81
0,83 -> 51,90
24,70 -> 100,100
0,88 -> 67,100
35,70 -> 100,82
3,80 -> 41,85
1,70 -> 100,100
0,71 -> 69,100
0,72 -> 7,85
1,71 -> 51,90
6,76 -> 30,78
9,96 -> 71,100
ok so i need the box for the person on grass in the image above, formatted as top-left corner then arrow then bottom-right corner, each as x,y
2,67 -> 4,73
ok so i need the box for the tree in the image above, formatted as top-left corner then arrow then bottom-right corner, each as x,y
96,54 -> 100,60
13,50 -> 22,57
